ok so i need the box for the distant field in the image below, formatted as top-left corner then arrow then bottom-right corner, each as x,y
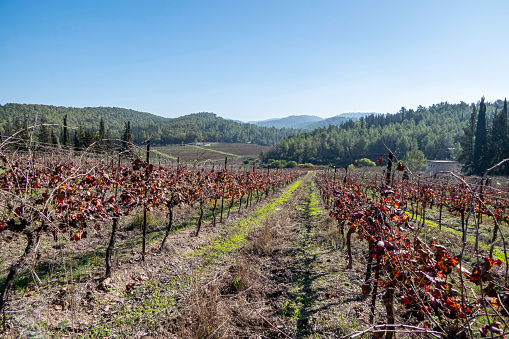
153,143 -> 272,162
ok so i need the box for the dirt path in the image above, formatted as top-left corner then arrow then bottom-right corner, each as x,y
2,172 -> 378,338
166,172 -> 374,338
251,173 -> 368,338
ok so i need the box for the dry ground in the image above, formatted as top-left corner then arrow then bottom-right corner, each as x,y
1,173 -> 394,338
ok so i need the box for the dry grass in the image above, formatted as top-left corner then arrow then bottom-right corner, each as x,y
170,207 -> 297,338
316,214 -> 344,249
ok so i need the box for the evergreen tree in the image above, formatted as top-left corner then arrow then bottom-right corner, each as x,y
98,118 -> 106,152
473,97 -> 488,174
459,104 -> 477,173
105,129 -> 115,151
50,129 -> 58,146
61,114 -> 70,147
39,116 -> 50,148
74,123 -> 84,150
121,121 -> 132,153
489,101 -> 508,172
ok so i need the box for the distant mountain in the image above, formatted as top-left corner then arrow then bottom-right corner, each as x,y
251,112 -> 379,130
250,115 -> 324,129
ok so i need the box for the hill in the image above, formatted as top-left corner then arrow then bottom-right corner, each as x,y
0,104 -> 298,147
260,100 -> 506,170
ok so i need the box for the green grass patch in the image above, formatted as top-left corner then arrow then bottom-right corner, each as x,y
189,145 -> 240,158
405,212 -> 508,263
151,148 -> 177,160
199,180 -> 302,260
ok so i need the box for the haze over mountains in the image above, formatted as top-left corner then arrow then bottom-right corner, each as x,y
250,112 -> 379,130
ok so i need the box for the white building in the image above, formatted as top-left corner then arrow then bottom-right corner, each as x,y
426,160 -> 459,173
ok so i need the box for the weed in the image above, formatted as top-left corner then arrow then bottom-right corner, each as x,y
233,276 -> 240,291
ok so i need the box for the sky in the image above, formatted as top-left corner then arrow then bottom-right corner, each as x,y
1,0 -> 508,121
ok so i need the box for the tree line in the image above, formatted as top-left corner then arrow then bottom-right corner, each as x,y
0,104 -> 298,147
260,99 -> 506,171
459,97 -> 508,175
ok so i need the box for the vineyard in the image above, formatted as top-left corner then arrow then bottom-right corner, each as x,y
1,132 -> 509,338
317,155 -> 509,338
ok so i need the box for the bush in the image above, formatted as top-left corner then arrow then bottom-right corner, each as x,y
298,163 -> 314,168
357,158 -> 376,167
270,160 -> 287,168
285,161 -> 298,168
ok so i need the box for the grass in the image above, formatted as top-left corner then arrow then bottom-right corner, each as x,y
78,178 -> 303,338
188,144 -> 240,158
404,211 -> 508,263
200,179 -> 302,260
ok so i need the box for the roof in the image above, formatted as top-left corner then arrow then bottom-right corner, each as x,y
426,160 -> 458,163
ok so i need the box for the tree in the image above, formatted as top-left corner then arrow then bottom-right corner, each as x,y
50,129 -> 58,145
121,121 -> 132,153
61,114 -> 70,147
473,97 -> 488,174
105,129 -> 115,151
38,116 -> 50,147
285,160 -> 298,168
402,149 -> 426,171
488,100 -> 508,172
458,104 -> 477,173
98,118 -> 106,152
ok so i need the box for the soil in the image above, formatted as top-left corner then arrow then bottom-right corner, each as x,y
1,173 -> 387,338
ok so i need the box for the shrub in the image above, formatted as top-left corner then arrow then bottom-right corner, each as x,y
298,163 -> 314,168
357,158 -> 376,167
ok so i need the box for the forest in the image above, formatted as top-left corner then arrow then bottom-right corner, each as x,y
2,99 -> 509,176
261,99 -> 508,174
0,104 -> 298,147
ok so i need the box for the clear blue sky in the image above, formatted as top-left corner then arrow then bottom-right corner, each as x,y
1,0 -> 507,121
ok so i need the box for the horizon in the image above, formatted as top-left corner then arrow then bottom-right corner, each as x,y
0,98 -> 502,124
1,1 -> 507,121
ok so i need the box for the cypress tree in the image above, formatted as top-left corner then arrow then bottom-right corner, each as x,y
39,116 -> 50,149
105,129 -> 115,151
459,104 -> 477,173
489,100 -> 508,172
61,114 -> 70,147
50,129 -> 58,146
98,118 -> 106,152
121,121 -> 132,153
74,130 -> 81,151
473,97 -> 488,174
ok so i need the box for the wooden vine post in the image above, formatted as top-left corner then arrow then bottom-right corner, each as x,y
220,157 -> 227,223
142,139 -> 150,262
385,152 -> 393,186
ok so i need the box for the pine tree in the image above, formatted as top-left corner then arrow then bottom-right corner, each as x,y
473,97 -> 488,174
459,104 -> 476,173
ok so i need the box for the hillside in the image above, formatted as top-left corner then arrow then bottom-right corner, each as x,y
0,104 -> 298,146
260,100 -> 507,171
